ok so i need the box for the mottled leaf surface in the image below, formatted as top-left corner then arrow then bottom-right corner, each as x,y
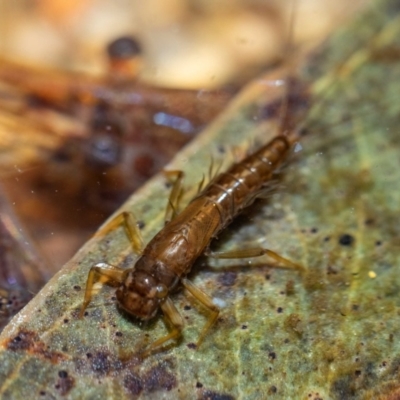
1,0 -> 400,399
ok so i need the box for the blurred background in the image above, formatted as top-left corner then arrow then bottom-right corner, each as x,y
0,0 -> 354,87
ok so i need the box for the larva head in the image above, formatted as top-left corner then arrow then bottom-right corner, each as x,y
116,269 -> 168,320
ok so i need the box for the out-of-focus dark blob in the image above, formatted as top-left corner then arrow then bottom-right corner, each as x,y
107,36 -> 143,81
86,103 -> 123,169
86,127 -> 122,168
107,36 -> 142,60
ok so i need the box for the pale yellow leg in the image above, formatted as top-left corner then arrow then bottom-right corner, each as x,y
79,263 -> 125,318
208,156 -> 215,181
95,211 -> 144,254
206,247 -> 304,272
163,170 -> 184,223
196,173 -> 206,195
181,278 -> 219,347
207,156 -> 223,183
141,297 -> 183,357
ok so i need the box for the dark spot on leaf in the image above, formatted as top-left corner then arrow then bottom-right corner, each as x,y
124,372 -> 143,395
196,382 -> 203,388
58,370 -> 68,378
327,265 -> 338,275
241,325 -> 248,330
269,352 -> 276,360
7,336 -> 24,350
187,342 -> 197,349
308,393 -> 323,400
311,227 -> 318,233
39,391 -> 46,396
63,319 -> 69,324
352,304 -> 359,311
218,271 -> 237,287
73,285 -> 81,291
217,145 -> 226,154
199,390 -> 235,400
355,370 -> 362,377
286,280 -> 295,295
184,305 -> 191,311
115,331 -> 123,337
7,331 -> 33,351
299,127 -> 309,136
86,353 -> 92,358
277,307 -> 283,313
56,371 -> 75,396
91,352 -> 111,375
331,375 -> 356,398
6,330 -> 65,363
137,220 -> 145,229
339,234 -> 354,246
375,240 -> 382,246
269,385 -> 277,394
143,364 -> 176,392
323,236 -> 330,242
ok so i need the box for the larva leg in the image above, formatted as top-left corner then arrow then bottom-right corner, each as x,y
206,248 -> 304,272
142,297 -> 183,357
163,170 -> 184,223
207,156 -> 223,183
79,263 -> 125,318
95,211 -> 144,254
181,278 -> 219,347
196,173 -> 206,194
197,156 -> 223,195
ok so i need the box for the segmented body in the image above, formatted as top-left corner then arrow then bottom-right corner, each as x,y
116,135 -> 292,319
139,136 -> 290,283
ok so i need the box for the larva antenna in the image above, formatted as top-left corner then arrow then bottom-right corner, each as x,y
276,0 -> 299,138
